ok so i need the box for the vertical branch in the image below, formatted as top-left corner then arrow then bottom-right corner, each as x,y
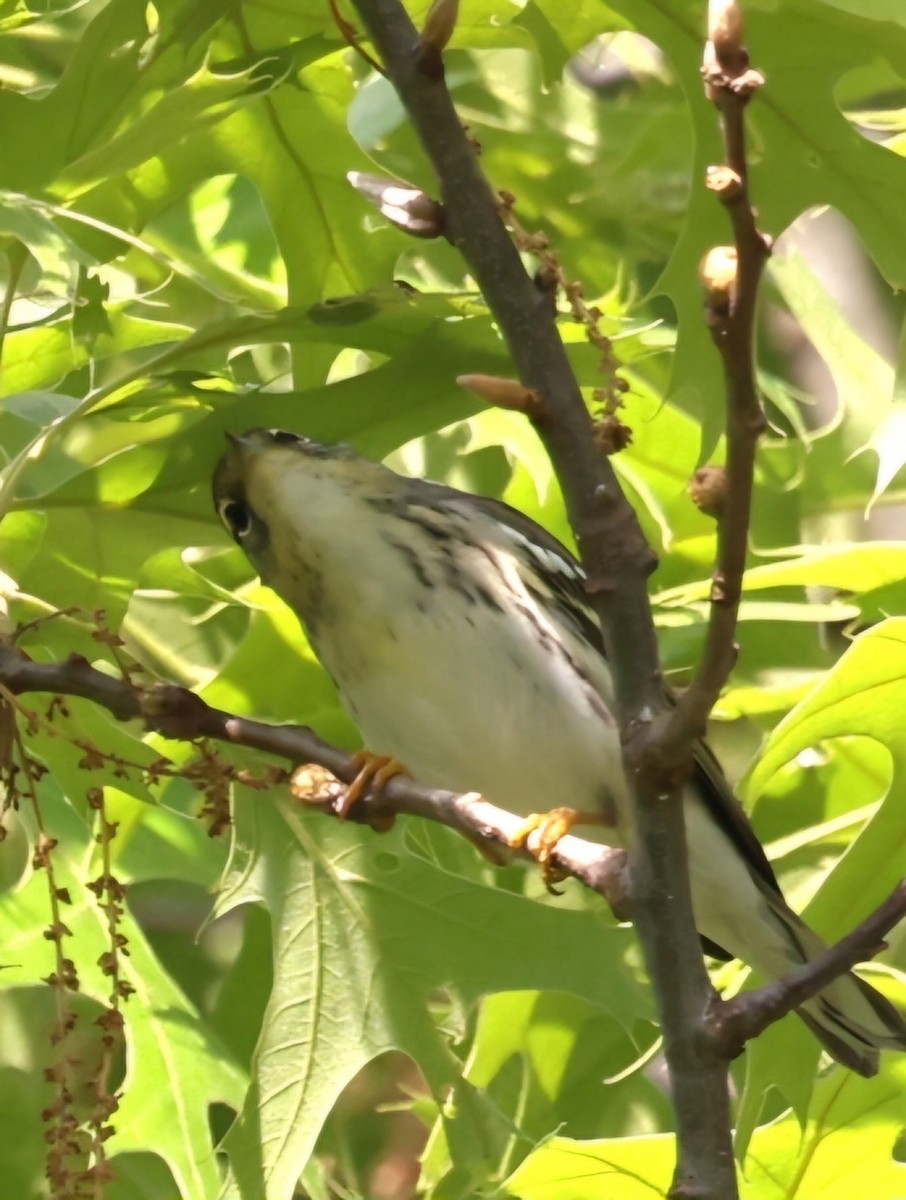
665,0 -> 770,751
346,2 -> 746,1196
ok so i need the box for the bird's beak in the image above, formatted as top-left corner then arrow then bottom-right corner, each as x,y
225,428 -> 274,450
222,430 -> 272,468
216,432 -> 260,487
224,430 -> 257,449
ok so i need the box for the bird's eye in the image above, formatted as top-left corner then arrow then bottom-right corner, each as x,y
219,497 -> 253,538
269,429 -> 302,445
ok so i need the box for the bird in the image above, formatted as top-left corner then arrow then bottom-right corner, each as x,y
213,426 -> 906,1075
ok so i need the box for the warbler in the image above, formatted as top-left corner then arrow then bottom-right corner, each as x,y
213,427 -> 906,1075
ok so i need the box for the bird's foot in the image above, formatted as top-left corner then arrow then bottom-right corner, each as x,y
337,750 -> 411,819
509,806 -> 607,891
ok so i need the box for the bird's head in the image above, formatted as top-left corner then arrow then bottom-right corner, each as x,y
212,428 -> 384,586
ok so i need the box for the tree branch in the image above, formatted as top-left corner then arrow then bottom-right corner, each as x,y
663,4 -> 770,756
711,883 -> 906,1053
5,639 -> 902,1075
347,3 -> 740,1195
0,641 -> 629,913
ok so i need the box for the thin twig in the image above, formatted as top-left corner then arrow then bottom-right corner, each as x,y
712,883 -> 906,1052
327,0 -> 385,75
663,10 -> 770,756
0,239 -> 27,365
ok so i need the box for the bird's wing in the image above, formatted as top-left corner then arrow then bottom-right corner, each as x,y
689,736 -> 780,894
439,486 -> 783,901
445,490 -> 608,655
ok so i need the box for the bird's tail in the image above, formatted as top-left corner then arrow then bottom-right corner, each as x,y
760,893 -> 906,1077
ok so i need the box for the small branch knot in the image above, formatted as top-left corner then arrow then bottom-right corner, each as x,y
688,466 -> 728,518
705,164 -> 743,201
709,571 -> 736,606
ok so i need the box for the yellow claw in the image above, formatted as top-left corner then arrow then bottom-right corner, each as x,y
337,751 -> 411,819
509,806 -> 606,890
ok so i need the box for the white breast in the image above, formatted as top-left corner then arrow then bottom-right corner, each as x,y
311,540 -> 623,817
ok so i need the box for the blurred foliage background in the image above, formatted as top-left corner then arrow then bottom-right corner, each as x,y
0,0 -> 906,1197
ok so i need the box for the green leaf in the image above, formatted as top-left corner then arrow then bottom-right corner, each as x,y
657,544 -> 906,606
747,620 -> 906,794
501,1131 -> 677,1199
0,309 -> 189,398
746,620 -> 906,939
4,2 -> 906,1195
863,313 -> 906,508
215,798 -> 646,1199
0,789 -> 246,1200
420,989 -> 668,1187
744,1054 -> 906,1198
